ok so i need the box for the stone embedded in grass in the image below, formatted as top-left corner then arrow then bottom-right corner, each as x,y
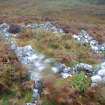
96,62 -> 105,70
10,43 -> 17,50
52,63 -> 73,78
28,54 -> 39,62
100,43 -> 105,51
26,103 -> 33,105
74,63 -> 93,75
63,67 -> 71,73
0,23 -> 11,39
53,63 -> 65,73
91,75 -> 102,83
91,62 -> 105,85
98,69 -> 105,77
0,23 -> 9,31
52,67 -> 59,73
72,29 -> 105,53
26,21 -> 64,33
61,72 -> 72,79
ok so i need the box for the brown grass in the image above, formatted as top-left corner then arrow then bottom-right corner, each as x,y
15,29 -> 101,66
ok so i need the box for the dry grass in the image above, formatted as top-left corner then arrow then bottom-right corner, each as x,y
42,77 -> 105,105
0,38 -> 32,105
15,29 -> 100,66
0,1 -> 105,104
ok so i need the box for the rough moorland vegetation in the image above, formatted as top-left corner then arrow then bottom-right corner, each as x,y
16,29 -> 100,66
0,38 -> 33,105
0,0 -> 105,105
42,75 -> 105,105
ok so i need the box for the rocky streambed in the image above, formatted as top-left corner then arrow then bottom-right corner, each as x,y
0,22 -> 105,104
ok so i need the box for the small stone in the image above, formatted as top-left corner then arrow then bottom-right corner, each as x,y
72,34 -> 78,39
90,45 -> 99,52
98,69 -> 105,77
54,63 -> 65,73
28,54 -> 38,62
74,63 -> 93,74
91,75 -> 102,83
32,89 -> 39,98
0,23 -> 9,30
61,73 -> 72,79
52,67 -> 59,73
63,67 -> 71,73
26,103 -> 33,105
11,43 -> 17,50
100,62 -> 105,69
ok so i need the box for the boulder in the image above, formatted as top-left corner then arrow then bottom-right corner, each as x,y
91,75 -> 102,83
74,63 -> 93,74
100,43 -> 105,51
52,67 -> 59,73
90,45 -> 99,52
98,69 -> 105,77
32,89 -> 39,98
23,45 -> 33,52
11,43 -> 17,50
99,62 -> 105,69
34,79 -> 43,96
73,34 -> 78,39
26,103 -> 33,105
0,23 -> 9,31
53,63 -> 66,73
90,40 -> 98,46
63,67 -> 71,73
28,54 -> 39,63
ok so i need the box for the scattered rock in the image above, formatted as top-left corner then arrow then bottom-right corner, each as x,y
0,23 -> 9,31
74,63 -> 93,75
34,79 -> 43,96
61,73 -> 72,79
73,30 -> 105,53
26,21 -> 64,33
26,103 -> 36,105
1,22 -> 105,100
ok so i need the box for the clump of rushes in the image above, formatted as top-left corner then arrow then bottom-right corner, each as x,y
71,72 -> 91,93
